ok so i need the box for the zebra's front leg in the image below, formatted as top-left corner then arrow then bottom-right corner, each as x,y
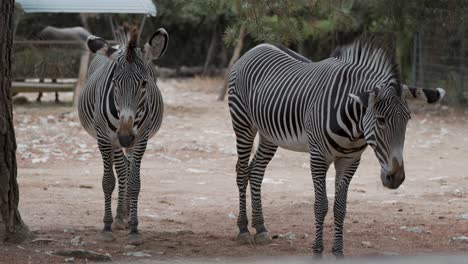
126,141 -> 147,245
331,157 -> 360,258
112,147 -> 129,230
310,152 -> 331,258
250,137 -> 277,244
97,139 -> 116,241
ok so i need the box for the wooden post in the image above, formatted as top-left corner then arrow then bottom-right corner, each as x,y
73,50 -> 90,109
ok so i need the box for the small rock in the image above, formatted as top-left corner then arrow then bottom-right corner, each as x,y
70,236 -> 84,247
452,236 -> 468,242
302,233 -> 309,239
361,241 -> 372,248
64,257 -> 75,263
124,245 -> 137,251
438,216 -> 446,220
400,226 -> 423,233
227,212 -> 236,219
277,231 -> 296,240
64,228 -> 76,234
125,251 -> 152,257
453,189 -> 464,197
459,213 -> 468,220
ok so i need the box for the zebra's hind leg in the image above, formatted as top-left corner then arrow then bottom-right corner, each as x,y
97,139 -> 116,241
309,146 -> 332,259
250,136 -> 277,244
331,157 -> 360,258
234,130 -> 256,244
112,147 -> 129,230
229,90 -> 257,244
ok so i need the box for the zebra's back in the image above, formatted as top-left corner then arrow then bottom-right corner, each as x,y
229,44 -> 341,152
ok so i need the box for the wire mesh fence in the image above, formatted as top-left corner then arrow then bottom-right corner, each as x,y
411,6 -> 468,107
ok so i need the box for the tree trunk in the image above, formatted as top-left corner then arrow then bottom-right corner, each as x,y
0,0 -> 30,244
203,21 -> 218,75
217,24 -> 246,101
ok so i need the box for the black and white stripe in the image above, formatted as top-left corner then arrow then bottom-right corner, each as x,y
227,37 -> 444,256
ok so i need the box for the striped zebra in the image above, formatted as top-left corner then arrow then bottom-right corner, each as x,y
227,37 -> 445,257
78,26 -> 168,244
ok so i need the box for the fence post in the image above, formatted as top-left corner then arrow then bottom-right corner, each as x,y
73,50 -> 90,109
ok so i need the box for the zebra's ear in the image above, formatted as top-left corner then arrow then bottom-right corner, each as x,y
87,35 -> 118,61
143,28 -> 168,62
349,89 -> 381,108
402,84 -> 445,104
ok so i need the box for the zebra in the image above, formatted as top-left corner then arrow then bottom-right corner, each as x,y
78,26 -> 168,244
227,37 -> 445,257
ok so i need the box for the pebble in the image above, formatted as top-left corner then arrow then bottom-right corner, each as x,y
452,236 -> 468,242
361,241 -> 372,248
124,245 -> 137,251
125,251 -> 152,257
70,236 -> 84,247
400,226 -> 424,233
453,189 -> 464,197
64,257 -> 75,263
276,231 -> 296,240
459,213 -> 468,220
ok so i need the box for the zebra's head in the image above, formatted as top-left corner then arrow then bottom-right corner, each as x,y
349,83 -> 445,189
86,27 -> 168,147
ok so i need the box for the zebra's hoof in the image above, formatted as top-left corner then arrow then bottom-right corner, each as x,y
112,218 -> 128,230
237,232 -> 253,245
254,232 -> 272,245
101,231 -> 115,242
333,252 -> 344,259
128,233 -> 144,245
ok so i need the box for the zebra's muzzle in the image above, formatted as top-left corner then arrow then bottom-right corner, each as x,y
380,165 -> 405,189
117,115 -> 135,148
117,133 -> 135,148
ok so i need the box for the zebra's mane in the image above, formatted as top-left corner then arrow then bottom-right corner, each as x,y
114,23 -> 139,63
331,35 -> 401,95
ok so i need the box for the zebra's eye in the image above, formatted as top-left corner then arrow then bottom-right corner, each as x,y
141,80 -> 147,88
376,116 -> 385,126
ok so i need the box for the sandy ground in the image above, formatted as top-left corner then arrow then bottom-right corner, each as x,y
2,77 -> 468,263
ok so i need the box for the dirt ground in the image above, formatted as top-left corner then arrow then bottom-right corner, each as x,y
2,77 -> 468,263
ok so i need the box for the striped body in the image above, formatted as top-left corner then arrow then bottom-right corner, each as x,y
230,44 -> 379,156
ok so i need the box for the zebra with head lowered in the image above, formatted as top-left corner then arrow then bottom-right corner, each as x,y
78,26 -> 168,244
227,37 -> 445,257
